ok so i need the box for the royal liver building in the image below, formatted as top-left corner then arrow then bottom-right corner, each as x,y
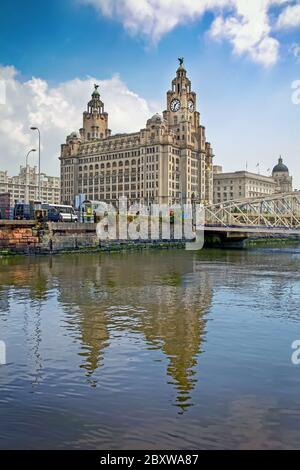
60,60 -> 214,206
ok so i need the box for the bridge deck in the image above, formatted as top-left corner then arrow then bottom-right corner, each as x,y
204,226 -> 300,235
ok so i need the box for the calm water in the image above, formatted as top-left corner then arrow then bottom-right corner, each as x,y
0,247 -> 300,450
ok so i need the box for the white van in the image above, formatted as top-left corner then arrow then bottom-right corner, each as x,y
49,204 -> 78,223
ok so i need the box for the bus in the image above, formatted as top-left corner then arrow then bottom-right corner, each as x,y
46,204 -> 78,223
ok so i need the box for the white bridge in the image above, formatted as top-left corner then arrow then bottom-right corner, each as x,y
204,192 -> 300,236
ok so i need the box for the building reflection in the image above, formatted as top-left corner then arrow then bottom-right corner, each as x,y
49,252 -> 213,411
128,275 -> 211,413
1,247 -> 299,411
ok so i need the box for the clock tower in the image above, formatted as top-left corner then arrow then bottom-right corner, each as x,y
163,58 -> 201,149
161,59 -> 214,204
60,59 -> 214,206
80,84 -> 111,141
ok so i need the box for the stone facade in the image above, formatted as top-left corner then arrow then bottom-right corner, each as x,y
213,157 -> 293,204
0,165 -> 60,205
213,170 -> 276,203
0,222 -> 39,253
60,61 -> 214,207
272,157 -> 293,193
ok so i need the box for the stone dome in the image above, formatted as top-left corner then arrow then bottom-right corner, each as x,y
68,131 -> 80,140
150,113 -> 163,123
273,157 -> 289,173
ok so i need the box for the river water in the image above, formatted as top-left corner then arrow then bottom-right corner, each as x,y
0,247 -> 300,449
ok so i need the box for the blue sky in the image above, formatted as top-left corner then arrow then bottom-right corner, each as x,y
0,0 -> 300,185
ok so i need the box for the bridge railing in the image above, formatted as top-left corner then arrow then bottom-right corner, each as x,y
205,192 -> 300,229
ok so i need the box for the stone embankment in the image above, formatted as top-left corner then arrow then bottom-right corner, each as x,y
0,221 -> 185,256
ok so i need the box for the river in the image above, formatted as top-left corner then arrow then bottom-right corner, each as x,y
0,247 -> 300,449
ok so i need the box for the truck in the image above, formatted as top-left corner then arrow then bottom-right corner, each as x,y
0,193 -> 12,220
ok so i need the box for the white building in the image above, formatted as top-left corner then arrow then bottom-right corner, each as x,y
0,165 -> 60,205
213,157 -> 293,204
213,170 -> 276,204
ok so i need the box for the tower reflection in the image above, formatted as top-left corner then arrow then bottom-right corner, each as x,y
52,252 -> 212,410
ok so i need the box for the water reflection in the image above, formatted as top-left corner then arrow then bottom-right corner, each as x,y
1,247 -> 300,448
0,250 -> 300,404
48,253 -> 211,409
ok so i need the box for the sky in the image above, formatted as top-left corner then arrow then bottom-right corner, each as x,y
0,0 -> 300,186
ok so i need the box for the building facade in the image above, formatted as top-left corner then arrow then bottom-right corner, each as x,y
60,61 -> 214,207
272,157 -> 293,193
213,157 -> 293,204
0,165 -> 60,205
213,170 -> 276,204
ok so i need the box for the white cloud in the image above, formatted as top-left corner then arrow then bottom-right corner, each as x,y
81,0 -> 222,42
0,66 -> 154,177
277,3 -> 300,29
210,0 -> 283,67
80,0 -> 295,66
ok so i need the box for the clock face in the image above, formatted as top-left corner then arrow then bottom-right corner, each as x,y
170,99 -> 181,112
188,100 -> 194,112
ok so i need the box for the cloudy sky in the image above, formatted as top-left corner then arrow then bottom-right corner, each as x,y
0,0 -> 300,185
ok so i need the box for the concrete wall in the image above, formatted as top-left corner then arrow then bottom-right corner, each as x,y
45,222 -> 99,253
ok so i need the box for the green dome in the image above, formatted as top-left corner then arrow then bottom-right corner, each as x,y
273,157 -> 289,173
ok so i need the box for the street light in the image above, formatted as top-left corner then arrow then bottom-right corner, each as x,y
30,126 -> 41,201
26,148 -> 36,167
25,148 -> 36,204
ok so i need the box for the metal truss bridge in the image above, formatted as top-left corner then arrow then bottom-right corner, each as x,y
204,192 -> 300,236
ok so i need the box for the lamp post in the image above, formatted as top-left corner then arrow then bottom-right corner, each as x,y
25,149 -> 36,204
30,127 -> 41,201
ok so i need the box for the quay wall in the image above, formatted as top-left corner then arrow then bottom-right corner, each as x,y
0,221 -> 185,255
